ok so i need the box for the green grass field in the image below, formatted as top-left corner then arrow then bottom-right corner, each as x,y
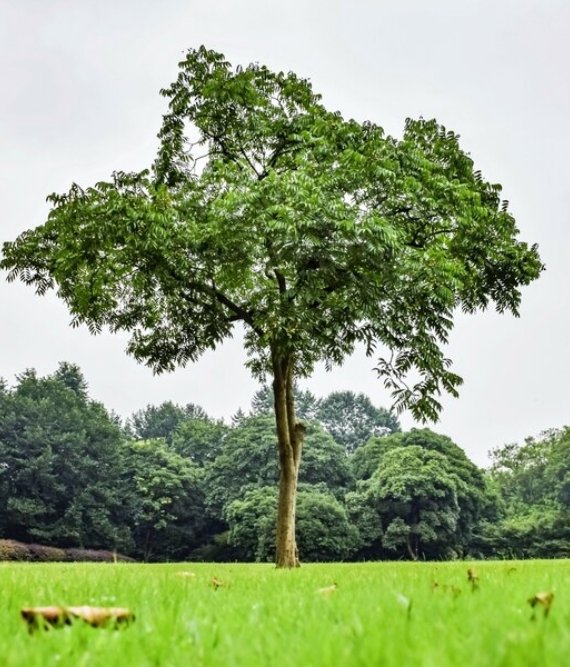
1,560 -> 568,666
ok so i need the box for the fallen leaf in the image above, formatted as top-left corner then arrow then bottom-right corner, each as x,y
21,606 -> 134,632
432,582 -> 461,598
528,592 -> 554,618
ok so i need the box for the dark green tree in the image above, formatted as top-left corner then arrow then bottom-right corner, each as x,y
205,415 -> 351,517
123,438 -> 206,560
251,384 -> 320,421
316,390 -> 400,454
52,361 -> 89,399
479,428 -> 570,558
352,428 -> 489,553
130,401 -> 208,444
351,446 -> 461,560
0,365 -> 132,551
170,416 -> 227,466
225,485 -> 358,562
1,47 -> 542,566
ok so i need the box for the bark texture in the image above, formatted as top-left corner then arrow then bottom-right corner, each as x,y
272,349 -> 305,568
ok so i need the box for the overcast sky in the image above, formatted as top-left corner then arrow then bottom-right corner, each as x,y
1,0 -> 568,465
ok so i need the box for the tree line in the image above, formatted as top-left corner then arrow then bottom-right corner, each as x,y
0,362 -> 565,562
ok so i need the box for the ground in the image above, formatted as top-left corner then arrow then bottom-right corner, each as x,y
1,560 -> 568,666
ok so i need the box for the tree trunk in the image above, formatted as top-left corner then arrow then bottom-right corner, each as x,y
406,533 -> 418,561
272,348 -> 304,568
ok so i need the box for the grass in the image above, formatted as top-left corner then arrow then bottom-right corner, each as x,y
1,560 -> 569,666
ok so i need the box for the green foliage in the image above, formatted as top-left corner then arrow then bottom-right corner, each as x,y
296,488 -> 359,561
0,364 -> 210,561
225,485 -> 358,561
1,46 -> 542,422
205,415 -> 352,517
479,428 -> 570,558
52,361 -> 89,399
129,401 -> 208,444
1,46 -> 542,565
250,386 -> 399,454
205,415 -> 280,517
250,384 -> 320,421
129,400 -> 227,466
224,487 -> 277,561
170,416 -> 227,466
353,446 -> 461,559
12,359 -> 569,564
123,439 -> 206,560
316,390 -> 400,454
352,428 -> 490,554
0,364 -> 132,551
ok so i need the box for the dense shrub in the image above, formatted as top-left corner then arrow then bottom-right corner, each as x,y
0,539 -> 134,562
0,539 -> 30,561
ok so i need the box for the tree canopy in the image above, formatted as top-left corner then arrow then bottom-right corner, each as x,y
1,46 -> 542,566
317,391 -> 400,454
0,365 -> 131,550
347,429 -> 491,559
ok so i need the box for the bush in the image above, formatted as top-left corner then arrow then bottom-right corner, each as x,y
0,540 -> 30,561
0,539 -> 134,562
27,543 -> 67,562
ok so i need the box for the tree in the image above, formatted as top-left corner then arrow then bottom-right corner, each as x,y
52,361 -> 89,400
170,416 -> 227,466
352,428 -> 490,553
225,485 -> 358,562
123,439 -> 206,561
0,365 -> 132,551
1,46 -> 542,567
316,390 -> 400,454
480,428 -> 570,558
354,446 -> 461,560
205,415 -> 351,517
129,401 -> 208,444
251,384 -> 319,421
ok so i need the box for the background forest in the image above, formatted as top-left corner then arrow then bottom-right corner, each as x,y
0,362 -> 567,562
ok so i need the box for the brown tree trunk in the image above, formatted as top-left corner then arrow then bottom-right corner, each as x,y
272,348 -> 304,568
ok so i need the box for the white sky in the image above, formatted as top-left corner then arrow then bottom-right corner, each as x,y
1,0 -> 568,466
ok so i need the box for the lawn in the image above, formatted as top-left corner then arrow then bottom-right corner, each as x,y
0,560 -> 568,666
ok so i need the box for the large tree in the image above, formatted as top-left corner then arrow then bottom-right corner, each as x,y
350,445 -> 462,560
0,365 -> 131,551
1,47 -> 542,566
349,429 -> 491,558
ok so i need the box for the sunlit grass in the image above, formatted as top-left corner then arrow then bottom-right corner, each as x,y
1,560 -> 569,666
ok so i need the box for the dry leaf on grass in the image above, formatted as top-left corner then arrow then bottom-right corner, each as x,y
467,568 -> 479,591
431,582 -> 461,598
528,592 -> 554,618
21,606 -> 134,632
